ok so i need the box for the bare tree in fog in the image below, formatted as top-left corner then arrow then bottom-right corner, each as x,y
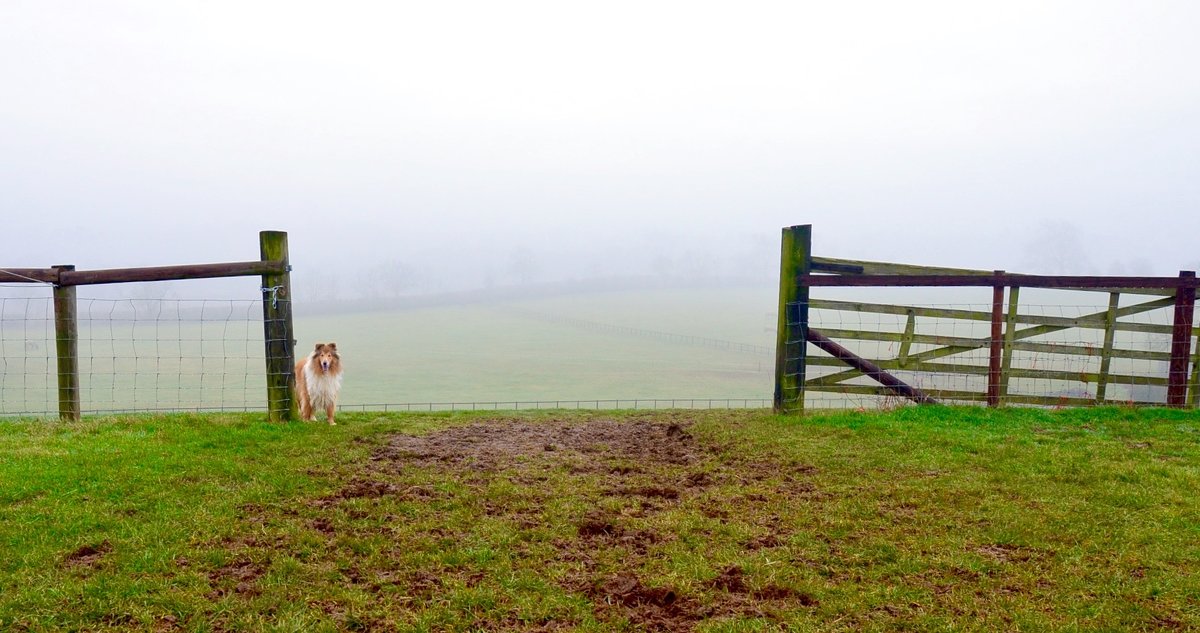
356,259 -> 420,299
1021,222 -> 1098,274
507,247 -> 541,285
301,270 -> 343,303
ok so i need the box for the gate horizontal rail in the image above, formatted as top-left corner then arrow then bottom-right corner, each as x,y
799,272 -> 1200,290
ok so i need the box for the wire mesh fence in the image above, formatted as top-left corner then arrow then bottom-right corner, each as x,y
0,296 -> 268,416
0,296 -> 54,415
1,289 -> 775,418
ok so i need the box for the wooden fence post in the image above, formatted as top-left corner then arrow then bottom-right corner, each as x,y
52,265 -> 81,421
987,272 -> 1004,407
260,231 -> 298,422
1167,271 -> 1196,408
774,225 -> 811,414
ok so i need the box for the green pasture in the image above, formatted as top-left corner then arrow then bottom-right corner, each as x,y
295,287 -> 777,407
0,406 -> 1197,631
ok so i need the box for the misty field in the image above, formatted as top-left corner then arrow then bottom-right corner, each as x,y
2,406 -> 1198,631
295,287 -> 778,408
1,287 -> 779,416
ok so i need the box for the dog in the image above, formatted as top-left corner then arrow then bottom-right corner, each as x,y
295,342 -> 343,425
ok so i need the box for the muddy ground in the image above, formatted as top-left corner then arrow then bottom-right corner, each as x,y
319,414 -> 821,631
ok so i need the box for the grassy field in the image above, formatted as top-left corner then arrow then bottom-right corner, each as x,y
294,287 -> 778,406
2,405 -> 1198,631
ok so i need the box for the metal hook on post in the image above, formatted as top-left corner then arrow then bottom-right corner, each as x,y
261,284 -> 283,310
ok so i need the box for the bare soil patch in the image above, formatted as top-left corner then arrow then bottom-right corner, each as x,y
63,540 -> 112,569
373,416 -> 701,472
355,415 -> 819,631
206,554 -> 266,599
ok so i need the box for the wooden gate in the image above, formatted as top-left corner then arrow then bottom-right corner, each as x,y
774,225 -> 1199,413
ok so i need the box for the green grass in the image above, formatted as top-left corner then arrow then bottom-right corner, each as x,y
1,406 -> 1198,631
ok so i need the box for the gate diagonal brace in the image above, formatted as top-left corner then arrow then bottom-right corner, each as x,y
806,328 -> 938,405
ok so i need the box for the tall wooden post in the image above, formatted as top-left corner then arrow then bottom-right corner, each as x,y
986,272 -> 1004,407
52,265 -> 81,421
774,225 -> 811,414
260,231 -> 298,422
1167,271 -> 1196,408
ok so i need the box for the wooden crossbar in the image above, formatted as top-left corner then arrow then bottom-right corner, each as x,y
806,328 -> 937,404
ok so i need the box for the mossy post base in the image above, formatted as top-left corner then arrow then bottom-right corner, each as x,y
260,231 -> 298,422
774,225 -> 812,414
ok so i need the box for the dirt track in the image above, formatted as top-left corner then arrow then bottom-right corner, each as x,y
344,414 -> 818,631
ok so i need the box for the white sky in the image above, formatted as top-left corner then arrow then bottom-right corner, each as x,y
3,1 -> 1198,295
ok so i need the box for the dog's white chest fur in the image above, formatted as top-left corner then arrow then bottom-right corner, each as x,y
303,361 -> 342,408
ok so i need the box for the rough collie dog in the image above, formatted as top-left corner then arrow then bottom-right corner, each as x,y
295,342 -> 343,425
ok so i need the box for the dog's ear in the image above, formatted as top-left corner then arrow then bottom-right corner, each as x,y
314,342 -> 324,352
329,342 -> 337,350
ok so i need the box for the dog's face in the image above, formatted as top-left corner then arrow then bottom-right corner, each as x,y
311,342 -> 339,373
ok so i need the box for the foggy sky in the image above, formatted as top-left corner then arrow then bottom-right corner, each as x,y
3,1 -> 1199,299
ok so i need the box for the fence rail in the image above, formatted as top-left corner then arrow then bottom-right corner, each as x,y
2,262 -> 288,287
774,224 -> 1199,413
338,398 -> 772,412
